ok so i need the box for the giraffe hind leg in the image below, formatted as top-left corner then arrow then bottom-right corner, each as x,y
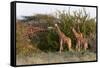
59,39 -> 63,54
68,41 -> 72,51
84,42 -> 88,51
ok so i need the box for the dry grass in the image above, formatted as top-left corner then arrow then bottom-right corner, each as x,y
16,51 -> 96,65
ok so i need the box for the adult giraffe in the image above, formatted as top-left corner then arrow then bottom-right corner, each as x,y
54,24 -> 72,53
71,27 -> 88,51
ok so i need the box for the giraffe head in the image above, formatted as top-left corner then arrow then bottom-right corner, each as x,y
71,27 -> 75,32
54,24 -> 59,30
55,24 -> 58,27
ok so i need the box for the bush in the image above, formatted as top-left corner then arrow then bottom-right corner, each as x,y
16,9 -> 96,53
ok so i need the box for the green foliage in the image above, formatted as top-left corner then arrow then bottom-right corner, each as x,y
16,8 -> 96,54
47,30 -> 59,51
55,9 -> 96,49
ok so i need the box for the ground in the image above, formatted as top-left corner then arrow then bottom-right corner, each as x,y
16,51 -> 96,65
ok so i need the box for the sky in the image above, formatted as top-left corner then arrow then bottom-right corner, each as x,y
16,3 -> 96,19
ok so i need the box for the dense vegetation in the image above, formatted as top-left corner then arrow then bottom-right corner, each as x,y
16,9 -> 96,56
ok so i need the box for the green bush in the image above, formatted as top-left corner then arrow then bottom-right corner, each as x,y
17,9 -> 96,53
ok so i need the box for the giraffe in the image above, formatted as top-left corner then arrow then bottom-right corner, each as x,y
80,37 -> 88,51
54,24 -> 72,53
71,27 -> 88,51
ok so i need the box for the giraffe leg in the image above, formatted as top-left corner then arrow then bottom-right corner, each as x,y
78,41 -> 81,51
67,39 -> 72,51
76,41 -> 80,51
84,42 -> 88,51
76,41 -> 78,51
59,39 -> 63,54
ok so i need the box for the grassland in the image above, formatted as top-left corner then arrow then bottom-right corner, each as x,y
16,50 -> 96,65
16,9 -> 96,65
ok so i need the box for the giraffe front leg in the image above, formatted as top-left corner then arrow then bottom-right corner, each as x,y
76,42 -> 78,51
78,41 -> 81,51
76,41 -> 80,51
59,39 -> 63,54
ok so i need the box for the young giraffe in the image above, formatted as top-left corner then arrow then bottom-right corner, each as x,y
71,27 -> 88,51
54,24 -> 72,53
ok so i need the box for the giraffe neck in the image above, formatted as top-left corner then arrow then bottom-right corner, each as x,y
72,28 -> 79,38
55,24 -> 62,36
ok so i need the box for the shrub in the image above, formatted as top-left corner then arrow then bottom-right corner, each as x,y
16,9 -> 96,53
